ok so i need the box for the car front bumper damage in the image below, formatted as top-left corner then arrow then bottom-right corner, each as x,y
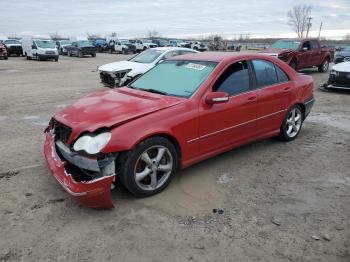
44,131 -> 116,209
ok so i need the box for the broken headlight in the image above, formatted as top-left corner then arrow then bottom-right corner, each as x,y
73,132 -> 111,155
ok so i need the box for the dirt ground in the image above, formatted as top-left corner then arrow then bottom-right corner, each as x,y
0,53 -> 349,262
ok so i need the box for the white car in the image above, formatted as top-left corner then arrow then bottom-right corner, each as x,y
98,47 -> 198,88
323,61 -> 350,90
190,41 -> 208,51
131,39 -> 158,52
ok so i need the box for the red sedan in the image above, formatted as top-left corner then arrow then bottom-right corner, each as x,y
44,52 -> 315,209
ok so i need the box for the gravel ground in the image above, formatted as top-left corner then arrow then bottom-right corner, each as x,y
0,54 -> 349,262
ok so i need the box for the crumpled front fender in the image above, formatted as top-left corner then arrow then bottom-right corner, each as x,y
44,132 -> 115,209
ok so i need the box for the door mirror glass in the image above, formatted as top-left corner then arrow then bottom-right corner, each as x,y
205,92 -> 229,105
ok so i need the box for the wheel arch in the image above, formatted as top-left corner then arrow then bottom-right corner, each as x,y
137,133 -> 183,164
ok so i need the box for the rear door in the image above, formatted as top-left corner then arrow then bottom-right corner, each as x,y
199,60 -> 258,154
251,59 -> 292,135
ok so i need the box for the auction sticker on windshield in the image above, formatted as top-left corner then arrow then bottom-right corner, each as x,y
185,63 -> 206,70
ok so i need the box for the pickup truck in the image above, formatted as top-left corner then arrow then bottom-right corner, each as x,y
261,38 -> 335,72
66,40 -> 96,57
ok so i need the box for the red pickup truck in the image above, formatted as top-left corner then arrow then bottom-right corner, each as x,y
261,38 -> 334,72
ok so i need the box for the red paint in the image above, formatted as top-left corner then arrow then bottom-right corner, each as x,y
0,43 -> 8,59
262,38 -> 335,70
45,52 -> 314,209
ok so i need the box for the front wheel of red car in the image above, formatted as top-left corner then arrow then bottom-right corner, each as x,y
278,105 -> 303,141
117,136 -> 178,197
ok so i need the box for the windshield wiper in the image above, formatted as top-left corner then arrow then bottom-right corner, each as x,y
139,88 -> 169,95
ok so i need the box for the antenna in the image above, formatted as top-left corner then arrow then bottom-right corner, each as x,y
318,22 -> 323,39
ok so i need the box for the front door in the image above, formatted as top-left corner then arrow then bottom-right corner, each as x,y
199,60 -> 258,154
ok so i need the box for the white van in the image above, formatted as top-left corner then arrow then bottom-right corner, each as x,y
22,36 -> 59,61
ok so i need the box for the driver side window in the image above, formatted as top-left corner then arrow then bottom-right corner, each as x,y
302,41 -> 311,50
213,61 -> 250,96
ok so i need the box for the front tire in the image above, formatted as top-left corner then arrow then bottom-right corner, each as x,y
278,105 -> 303,141
117,136 -> 178,197
318,59 -> 329,73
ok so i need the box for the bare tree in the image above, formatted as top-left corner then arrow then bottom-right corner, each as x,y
287,5 -> 312,38
49,32 -> 63,40
110,32 -> 117,37
344,33 -> 350,41
147,30 -> 160,40
86,33 -> 102,40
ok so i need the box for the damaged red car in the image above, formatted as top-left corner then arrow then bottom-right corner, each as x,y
44,52 -> 315,209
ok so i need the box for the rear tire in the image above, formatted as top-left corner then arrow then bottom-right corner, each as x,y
78,51 -> 83,58
117,136 -> 178,197
278,105 -> 303,141
91,53 -> 96,57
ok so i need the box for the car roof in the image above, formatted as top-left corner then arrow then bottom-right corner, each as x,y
169,51 -> 280,63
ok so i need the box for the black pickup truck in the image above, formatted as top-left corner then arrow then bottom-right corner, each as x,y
66,40 -> 96,58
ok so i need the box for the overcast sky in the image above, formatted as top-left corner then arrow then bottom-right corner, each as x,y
1,0 -> 350,39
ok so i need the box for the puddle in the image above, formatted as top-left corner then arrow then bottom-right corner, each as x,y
21,115 -> 50,126
131,161 -> 228,216
22,115 -> 39,120
54,104 -> 67,109
308,113 -> 350,132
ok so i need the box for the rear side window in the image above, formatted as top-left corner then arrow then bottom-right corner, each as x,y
252,60 -> 278,88
275,65 -> 289,82
213,61 -> 250,96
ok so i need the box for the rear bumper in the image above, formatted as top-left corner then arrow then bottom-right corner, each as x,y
44,131 -> 115,209
304,96 -> 315,119
325,84 -> 350,90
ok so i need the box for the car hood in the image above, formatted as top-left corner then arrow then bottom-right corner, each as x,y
5,44 -> 21,47
54,87 -> 185,140
98,60 -> 153,73
336,51 -> 350,57
332,61 -> 350,72
261,48 -> 293,56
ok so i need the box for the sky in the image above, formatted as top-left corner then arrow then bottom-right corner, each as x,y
1,0 -> 350,39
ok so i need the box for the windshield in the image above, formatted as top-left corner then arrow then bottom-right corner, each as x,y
77,41 -> 92,47
130,49 -> 164,63
129,60 -> 217,98
120,39 -> 130,45
4,39 -> 20,44
341,46 -> 350,51
271,40 -> 300,50
35,40 -> 55,48
142,39 -> 152,43
59,40 -> 71,45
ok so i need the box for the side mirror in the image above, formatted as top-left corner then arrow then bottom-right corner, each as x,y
302,47 -> 308,52
32,44 -> 37,49
205,92 -> 229,105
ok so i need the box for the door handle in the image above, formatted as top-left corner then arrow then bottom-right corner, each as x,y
247,96 -> 257,102
283,87 -> 291,92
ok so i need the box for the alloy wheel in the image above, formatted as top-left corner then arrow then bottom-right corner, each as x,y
286,107 -> 302,138
134,145 -> 173,191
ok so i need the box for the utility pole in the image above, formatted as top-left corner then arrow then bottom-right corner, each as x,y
318,22 -> 323,39
306,17 -> 312,38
